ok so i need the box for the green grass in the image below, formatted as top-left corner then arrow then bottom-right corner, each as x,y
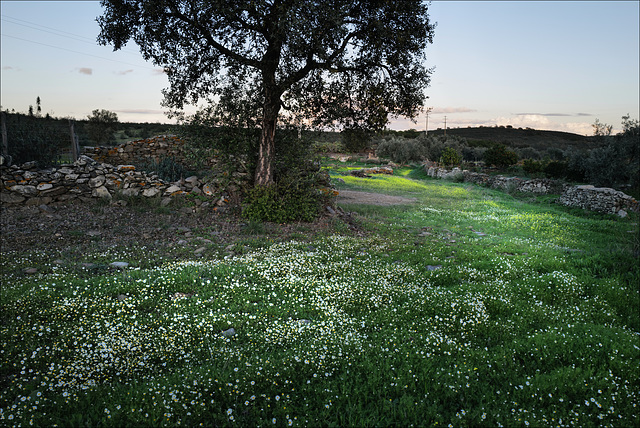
1,165 -> 638,427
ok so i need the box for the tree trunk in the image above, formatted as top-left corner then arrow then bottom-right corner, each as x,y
254,92 -> 281,186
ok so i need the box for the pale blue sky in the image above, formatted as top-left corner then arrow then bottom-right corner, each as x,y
1,1 -> 638,135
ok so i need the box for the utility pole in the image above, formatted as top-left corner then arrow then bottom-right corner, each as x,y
444,116 -> 447,137
425,107 -> 433,136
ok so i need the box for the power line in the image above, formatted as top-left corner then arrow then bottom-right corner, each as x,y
1,14 -> 141,56
1,33 -> 158,71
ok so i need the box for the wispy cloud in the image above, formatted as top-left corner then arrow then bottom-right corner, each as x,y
152,68 -> 167,75
77,67 -> 93,75
114,109 -> 165,115
514,112 -> 593,117
496,114 -> 593,135
116,69 -> 134,75
2,66 -> 15,70
430,107 -> 477,114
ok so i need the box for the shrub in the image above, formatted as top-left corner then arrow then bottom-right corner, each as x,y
461,145 -> 486,162
85,109 -> 119,146
544,160 -> 569,179
376,137 -> 426,164
483,144 -> 518,168
523,159 -> 544,174
243,175 -> 325,223
4,112 -> 65,167
439,147 -> 461,167
142,156 -> 189,182
341,128 -> 372,153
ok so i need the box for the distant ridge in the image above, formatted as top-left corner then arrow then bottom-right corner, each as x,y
426,126 -> 600,152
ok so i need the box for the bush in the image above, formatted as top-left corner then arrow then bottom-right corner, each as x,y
440,147 -> 461,167
141,156 -> 189,182
341,128 -> 372,153
483,144 -> 518,168
544,160 -> 569,179
243,175 -> 325,223
3,112 -> 65,167
566,116 -> 639,189
376,137 -> 426,164
523,159 -> 544,174
242,128 -> 333,223
85,109 -> 119,146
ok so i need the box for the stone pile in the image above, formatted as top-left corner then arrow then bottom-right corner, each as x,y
350,166 -> 394,177
558,185 -> 638,217
0,155 -> 245,207
425,165 -> 638,217
86,135 -> 218,169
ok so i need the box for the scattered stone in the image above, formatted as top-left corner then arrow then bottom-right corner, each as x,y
165,185 -> 182,195
24,268 -> 38,274
0,192 -> 25,204
326,206 -> 337,215
474,231 -> 488,237
121,188 -> 140,197
171,292 -> 194,300
87,231 -> 102,237
221,328 -> 236,337
117,294 -> 128,301
36,183 -> 53,191
89,175 -> 106,188
38,204 -> 55,214
92,186 -> 112,200
176,239 -> 188,245
142,187 -> 161,197
427,265 -> 442,271
110,261 -> 130,269
10,185 -> 37,196
194,247 -> 206,254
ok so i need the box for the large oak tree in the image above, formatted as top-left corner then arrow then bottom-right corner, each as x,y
97,0 -> 435,185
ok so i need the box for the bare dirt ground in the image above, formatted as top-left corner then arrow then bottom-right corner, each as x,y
1,190 -> 408,254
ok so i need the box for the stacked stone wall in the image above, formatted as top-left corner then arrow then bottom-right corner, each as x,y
85,135 -> 217,170
425,166 -> 638,217
1,155 -> 247,208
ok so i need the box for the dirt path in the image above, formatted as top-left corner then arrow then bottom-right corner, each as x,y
336,189 -> 418,206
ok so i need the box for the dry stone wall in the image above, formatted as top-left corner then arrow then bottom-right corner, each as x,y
86,135 -> 217,169
425,166 -> 638,217
1,155 -> 245,208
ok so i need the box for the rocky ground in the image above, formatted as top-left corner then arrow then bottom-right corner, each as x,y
1,190 -> 411,256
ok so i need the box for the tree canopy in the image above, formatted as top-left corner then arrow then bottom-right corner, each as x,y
97,0 -> 436,185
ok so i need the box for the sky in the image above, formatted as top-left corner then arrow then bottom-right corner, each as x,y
1,1 -> 639,135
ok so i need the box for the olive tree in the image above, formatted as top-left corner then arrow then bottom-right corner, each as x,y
97,0 -> 435,186
86,109 -> 119,146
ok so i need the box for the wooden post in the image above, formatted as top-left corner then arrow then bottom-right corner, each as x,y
1,112 -> 8,160
69,119 -> 79,162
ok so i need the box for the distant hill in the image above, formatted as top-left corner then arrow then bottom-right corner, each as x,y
426,126 -> 601,152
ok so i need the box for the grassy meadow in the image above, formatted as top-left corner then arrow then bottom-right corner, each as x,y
1,162 -> 639,427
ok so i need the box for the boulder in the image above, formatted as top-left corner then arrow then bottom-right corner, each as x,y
92,186 -> 112,200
